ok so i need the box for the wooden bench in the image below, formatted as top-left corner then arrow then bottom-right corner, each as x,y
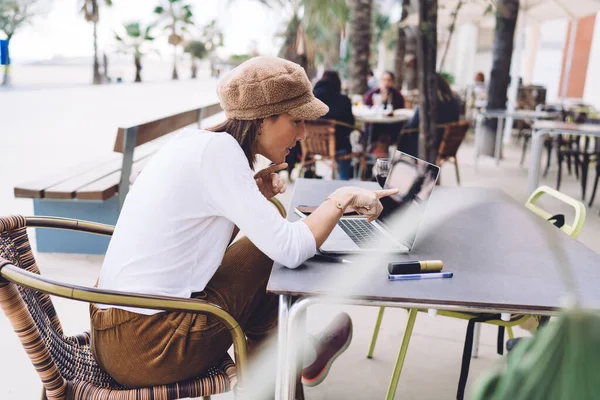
14,103 -> 224,254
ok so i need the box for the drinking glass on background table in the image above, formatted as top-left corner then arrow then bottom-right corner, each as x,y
375,158 -> 389,188
372,93 -> 383,116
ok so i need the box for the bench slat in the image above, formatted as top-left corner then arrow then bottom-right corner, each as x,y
75,157 -> 152,201
113,104 -> 223,153
43,146 -> 158,200
13,155 -> 121,198
44,159 -> 125,199
114,109 -> 200,153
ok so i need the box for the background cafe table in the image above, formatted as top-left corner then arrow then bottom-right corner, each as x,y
474,109 -> 560,167
527,120 -> 600,193
352,106 -> 414,124
268,178 -> 600,400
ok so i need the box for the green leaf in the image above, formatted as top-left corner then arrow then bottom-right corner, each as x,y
153,6 -> 165,14
105,0 -> 113,6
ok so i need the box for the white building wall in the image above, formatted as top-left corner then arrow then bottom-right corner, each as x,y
531,19 -> 568,102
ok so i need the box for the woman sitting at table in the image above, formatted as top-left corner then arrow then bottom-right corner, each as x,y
90,56 -> 398,394
364,71 -> 406,157
400,73 -> 461,157
313,70 -> 356,180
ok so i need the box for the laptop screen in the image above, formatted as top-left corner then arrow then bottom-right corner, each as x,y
378,151 -> 440,248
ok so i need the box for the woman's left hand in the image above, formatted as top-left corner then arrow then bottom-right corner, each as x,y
254,163 -> 288,199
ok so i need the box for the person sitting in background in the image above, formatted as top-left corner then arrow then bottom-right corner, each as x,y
400,73 -> 461,158
364,71 -> 406,159
313,70 -> 356,180
364,71 -> 405,110
367,69 -> 378,90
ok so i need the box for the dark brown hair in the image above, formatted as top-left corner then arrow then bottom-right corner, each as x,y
207,119 -> 262,169
208,115 -> 279,169
321,70 -> 342,93
436,73 -> 455,103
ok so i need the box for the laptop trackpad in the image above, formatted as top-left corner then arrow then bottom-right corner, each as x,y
319,225 -> 361,253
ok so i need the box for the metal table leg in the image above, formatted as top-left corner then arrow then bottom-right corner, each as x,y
276,295 -> 292,400
495,117 -> 505,165
471,322 -> 481,358
528,129 -> 547,194
283,298 -> 313,400
474,113 -> 484,171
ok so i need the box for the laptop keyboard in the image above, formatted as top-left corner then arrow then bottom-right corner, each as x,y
338,219 -> 395,248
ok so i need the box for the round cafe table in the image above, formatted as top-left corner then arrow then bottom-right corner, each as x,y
352,107 -> 415,179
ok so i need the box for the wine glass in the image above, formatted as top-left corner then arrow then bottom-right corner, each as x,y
375,158 -> 389,188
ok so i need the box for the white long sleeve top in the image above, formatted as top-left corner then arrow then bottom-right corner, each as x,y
97,129 -> 316,314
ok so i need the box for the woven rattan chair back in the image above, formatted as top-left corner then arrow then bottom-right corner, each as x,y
0,216 -> 235,400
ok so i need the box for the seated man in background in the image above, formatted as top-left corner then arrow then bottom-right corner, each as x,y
400,73 -> 461,158
312,70 -> 356,180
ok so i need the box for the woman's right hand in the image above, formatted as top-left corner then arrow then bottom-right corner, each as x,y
329,186 -> 399,222
302,186 -> 399,249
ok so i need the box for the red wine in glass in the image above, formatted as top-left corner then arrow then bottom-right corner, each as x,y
375,158 -> 389,188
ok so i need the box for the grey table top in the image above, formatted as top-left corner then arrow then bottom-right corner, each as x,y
532,120 -> 600,134
267,179 -> 600,312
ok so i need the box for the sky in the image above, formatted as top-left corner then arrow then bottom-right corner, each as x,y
3,0 -> 283,61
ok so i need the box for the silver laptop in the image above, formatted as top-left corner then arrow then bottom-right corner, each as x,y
318,150 -> 440,254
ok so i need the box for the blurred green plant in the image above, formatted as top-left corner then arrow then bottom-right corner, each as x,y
228,53 -> 253,66
153,0 -> 194,80
440,71 -> 455,84
80,0 -> 113,85
237,0 -> 348,79
183,40 -> 206,78
114,22 -> 156,83
473,309 -> 600,400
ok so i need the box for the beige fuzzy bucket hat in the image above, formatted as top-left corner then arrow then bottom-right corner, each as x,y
216,56 -> 329,121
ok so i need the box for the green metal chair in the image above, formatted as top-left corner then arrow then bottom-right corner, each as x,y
367,186 -> 586,400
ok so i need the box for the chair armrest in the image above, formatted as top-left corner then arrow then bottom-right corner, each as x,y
0,262 -> 248,382
525,185 -> 586,238
25,216 -> 114,236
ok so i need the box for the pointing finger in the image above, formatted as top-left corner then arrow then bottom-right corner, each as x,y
374,188 -> 399,199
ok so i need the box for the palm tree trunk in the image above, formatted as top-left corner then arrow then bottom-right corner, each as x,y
349,0 -> 372,95
191,58 -> 198,78
134,55 -> 142,83
394,27 -> 406,90
172,45 -> 179,80
481,0 -> 519,156
93,21 -> 101,85
439,0 -> 463,73
417,0 -> 438,163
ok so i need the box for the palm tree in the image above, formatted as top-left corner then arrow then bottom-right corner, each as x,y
114,22 -> 155,83
481,0 -> 519,156
393,0 -> 411,89
153,0 -> 194,80
197,19 -> 223,78
349,0 -> 373,95
243,0 -> 348,78
417,0 -> 438,163
183,40 -> 207,78
80,0 -> 113,85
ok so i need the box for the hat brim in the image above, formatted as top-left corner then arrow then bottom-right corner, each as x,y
287,97 -> 329,120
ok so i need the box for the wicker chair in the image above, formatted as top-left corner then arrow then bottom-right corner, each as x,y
436,121 -> 470,185
299,119 -> 367,180
0,215 -> 253,400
